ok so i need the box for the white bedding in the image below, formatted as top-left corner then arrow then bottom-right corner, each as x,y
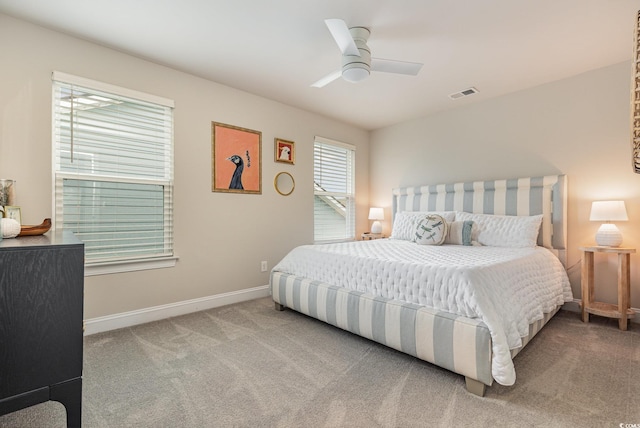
272,239 -> 573,385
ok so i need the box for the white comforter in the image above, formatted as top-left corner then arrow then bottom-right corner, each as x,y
272,239 -> 573,385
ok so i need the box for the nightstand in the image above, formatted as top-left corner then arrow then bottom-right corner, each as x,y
361,232 -> 384,240
579,246 -> 636,331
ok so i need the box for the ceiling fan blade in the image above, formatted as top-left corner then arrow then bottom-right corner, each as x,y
371,58 -> 423,76
311,70 -> 342,88
325,19 -> 360,57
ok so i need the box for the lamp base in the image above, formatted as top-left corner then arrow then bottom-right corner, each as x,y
371,221 -> 382,234
595,223 -> 623,247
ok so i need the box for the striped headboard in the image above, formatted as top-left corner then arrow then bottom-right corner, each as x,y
392,175 -> 567,264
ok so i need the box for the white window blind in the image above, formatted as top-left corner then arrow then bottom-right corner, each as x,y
314,137 -> 355,242
52,72 -> 174,267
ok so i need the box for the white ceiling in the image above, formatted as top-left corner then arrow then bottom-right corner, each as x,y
1,0 -> 639,130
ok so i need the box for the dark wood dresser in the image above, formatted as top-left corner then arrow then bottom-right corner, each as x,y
0,231 -> 84,427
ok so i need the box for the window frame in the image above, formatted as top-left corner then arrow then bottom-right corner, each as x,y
313,136 -> 356,243
52,71 -> 177,276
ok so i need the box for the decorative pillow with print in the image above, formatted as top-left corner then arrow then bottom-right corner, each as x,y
390,211 -> 455,241
414,214 -> 448,245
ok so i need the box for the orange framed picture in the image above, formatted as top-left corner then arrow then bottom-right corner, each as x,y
274,138 -> 295,165
212,122 -> 262,194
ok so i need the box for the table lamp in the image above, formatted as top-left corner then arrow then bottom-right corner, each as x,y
589,200 -> 628,247
368,207 -> 384,234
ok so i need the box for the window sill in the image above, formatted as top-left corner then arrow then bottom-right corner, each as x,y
84,256 -> 179,276
313,238 -> 356,244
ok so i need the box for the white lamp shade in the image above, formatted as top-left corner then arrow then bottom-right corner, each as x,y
368,207 -> 384,234
589,201 -> 628,221
368,207 -> 384,221
590,200 -> 628,247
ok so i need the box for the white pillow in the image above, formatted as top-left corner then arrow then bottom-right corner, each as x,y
414,214 -> 448,245
390,211 -> 456,241
455,212 -> 543,248
444,220 -> 476,246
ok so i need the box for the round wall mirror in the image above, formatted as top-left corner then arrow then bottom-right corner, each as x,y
274,172 -> 295,196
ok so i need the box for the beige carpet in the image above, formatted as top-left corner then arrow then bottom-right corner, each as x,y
1,297 -> 639,427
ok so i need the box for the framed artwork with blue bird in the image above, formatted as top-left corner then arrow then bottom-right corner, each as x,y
212,121 -> 262,194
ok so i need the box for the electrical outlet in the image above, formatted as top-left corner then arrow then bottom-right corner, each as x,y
261,261 -> 268,272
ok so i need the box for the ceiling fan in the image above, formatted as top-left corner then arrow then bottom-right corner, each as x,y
311,19 -> 424,88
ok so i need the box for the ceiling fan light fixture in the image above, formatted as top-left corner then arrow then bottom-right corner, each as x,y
342,65 -> 370,83
313,18 -> 422,87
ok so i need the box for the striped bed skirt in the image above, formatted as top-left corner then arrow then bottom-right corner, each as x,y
271,271 -> 560,395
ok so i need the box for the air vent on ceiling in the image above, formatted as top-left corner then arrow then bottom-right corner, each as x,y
449,87 -> 479,100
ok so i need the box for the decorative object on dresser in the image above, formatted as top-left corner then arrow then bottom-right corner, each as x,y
0,231 -> 85,427
2,206 -> 21,225
0,179 -> 14,207
18,218 -> 52,237
368,207 -> 384,234
589,200 -> 628,247
580,246 -> 636,331
0,218 -> 21,238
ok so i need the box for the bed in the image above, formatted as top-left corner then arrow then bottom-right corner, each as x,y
270,175 -> 572,396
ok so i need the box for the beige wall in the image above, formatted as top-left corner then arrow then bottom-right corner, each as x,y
0,14 -> 369,319
370,61 -> 640,308
4,12 -> 638,318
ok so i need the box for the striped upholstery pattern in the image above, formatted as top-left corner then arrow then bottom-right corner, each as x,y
271,175 -> 567,392
392,175 -> 567,264
271,272 -> 494,386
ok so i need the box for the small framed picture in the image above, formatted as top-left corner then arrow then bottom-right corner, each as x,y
275,138 -> 295,164
4,206 -> 22,225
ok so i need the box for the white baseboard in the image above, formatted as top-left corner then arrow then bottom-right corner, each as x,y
85,291 -> 637,335
562,299 -> 639,324
84,284 -> 271,335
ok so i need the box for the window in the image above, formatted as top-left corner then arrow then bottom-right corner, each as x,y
313,136 -> 355,242
52,72 -> 175,274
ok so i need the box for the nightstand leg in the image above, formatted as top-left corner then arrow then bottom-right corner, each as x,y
618,253 -> 630,331
581,251 -> 594,323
